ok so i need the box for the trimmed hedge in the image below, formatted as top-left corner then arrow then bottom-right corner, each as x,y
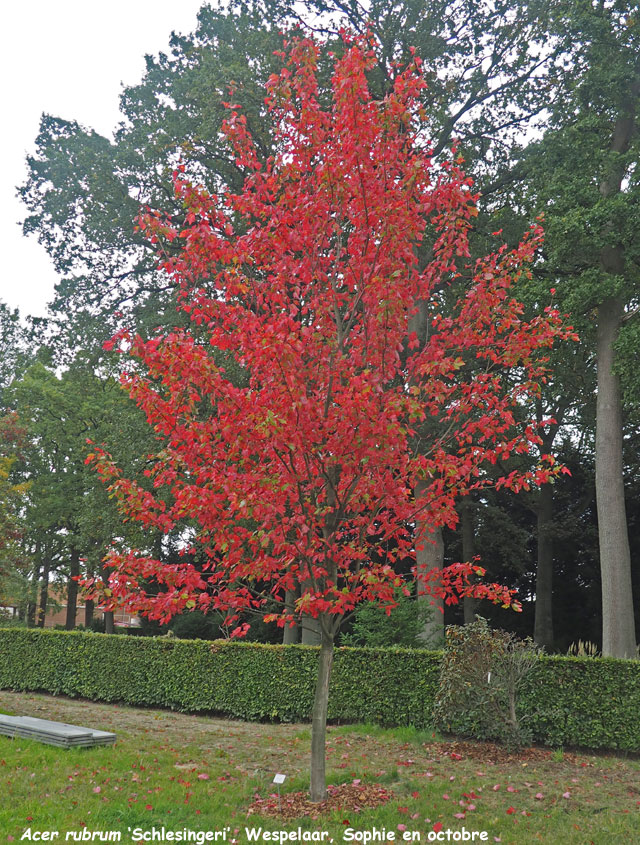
0,628 -> 440,728
522,656 -> 640,752
0,628 -> 638,752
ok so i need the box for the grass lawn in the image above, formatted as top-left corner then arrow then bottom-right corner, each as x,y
0,690 -> 638,844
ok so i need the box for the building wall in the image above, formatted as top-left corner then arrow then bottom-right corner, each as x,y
0,599 -> 139,629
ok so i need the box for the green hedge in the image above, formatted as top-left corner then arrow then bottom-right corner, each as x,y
0,628 -> 638,752
522,656 -> 640,752
0,628 -> 440,727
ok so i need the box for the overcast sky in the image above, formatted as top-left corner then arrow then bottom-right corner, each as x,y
1,0 -> 207,320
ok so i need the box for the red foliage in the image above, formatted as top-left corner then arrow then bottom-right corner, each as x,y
85,34 -> 573,631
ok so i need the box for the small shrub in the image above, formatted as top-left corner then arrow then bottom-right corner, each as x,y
433,617 -> 541,749
90,617 -> 106,634
340,586 -> 431,648
170,610 -> 223,640
0,616 -> 27,629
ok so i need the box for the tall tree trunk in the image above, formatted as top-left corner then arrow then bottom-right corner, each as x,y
301,617 -> 321,644
534,481 -> 554,650
415,480 -> 445,647
594,71 -> 639,658
596,296 -> 636,657
410,304 -> 446,646
84,598 -> 94,629
36,559 -> 50,628
310,619 -> 334,802
27,561 -> 40,628
26,600 -> 36,628
65,549 -> 80,630
283,586 -> 300,644
301,575 -> 322,644
416,525 -> 444,646
461,498 -> 477,625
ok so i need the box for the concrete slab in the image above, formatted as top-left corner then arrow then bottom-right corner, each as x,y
0,714 -> 116,748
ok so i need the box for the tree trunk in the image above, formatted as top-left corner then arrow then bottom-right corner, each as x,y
26,601 -> 36,628
301,575 -> 321,644
310,621 -> 334,802
409,306 -> 446,646
416,524 -> 444,646
534,482 -> 554,651
461,498 -> 477,625
27,542 -> 42,628
594,71 -> 639,658
301,615 -> 322,644
84,598 -> 94,629
27,564 -> 40,628
283,587 -> 300,644
415,480 -> 445,647
65,549 -> 80,630
596,296 -> 636,657
36,559 -> 50,628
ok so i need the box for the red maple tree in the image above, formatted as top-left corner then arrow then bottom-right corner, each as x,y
87,35 -> 571,800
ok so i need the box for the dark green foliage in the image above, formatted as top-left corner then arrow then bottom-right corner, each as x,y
168,607 -> 281,643
89,617 -> 107,634
19,7 -> 286,356
5,362 -> 165,625
340,589 -> 429,648
433,618 -> 541,749
442,440 -> 603,652
0,302 -> 32,403
0,628 -> 639,751
240,612 -> 282,644
169,610 -> 223,640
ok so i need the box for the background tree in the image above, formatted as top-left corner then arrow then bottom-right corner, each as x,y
0,413 -> 30,608
9,362 -> 160,630
0,302 -> 32,404
19,0 -> 568,354
521,0 -> 640,656
19,5 -> 285,359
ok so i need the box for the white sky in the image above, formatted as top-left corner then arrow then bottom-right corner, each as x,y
0,0 -> 207,320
